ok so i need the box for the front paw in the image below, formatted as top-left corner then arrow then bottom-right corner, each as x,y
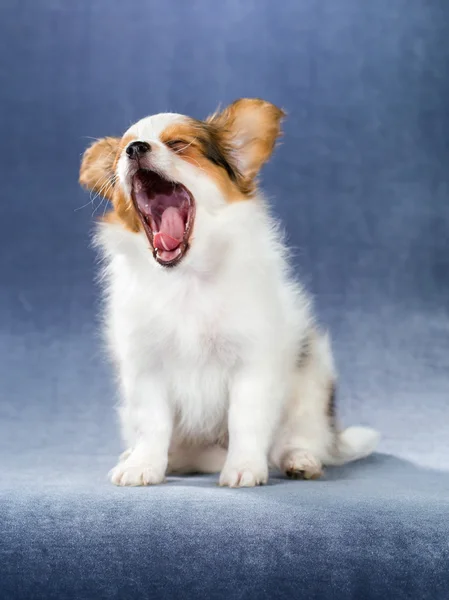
219,457 -> 268,488
109,457 -> 165,486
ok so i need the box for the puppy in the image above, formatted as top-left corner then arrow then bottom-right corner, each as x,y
79,98 -> 379,487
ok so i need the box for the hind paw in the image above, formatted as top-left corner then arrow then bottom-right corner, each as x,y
283,450 -> 323,480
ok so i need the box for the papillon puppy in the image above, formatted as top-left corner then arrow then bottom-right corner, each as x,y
79,98 -> 379,487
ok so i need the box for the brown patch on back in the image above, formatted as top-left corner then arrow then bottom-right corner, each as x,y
295,329 -> 338,449
296,331 -> 312,368
327,382 -> 337,431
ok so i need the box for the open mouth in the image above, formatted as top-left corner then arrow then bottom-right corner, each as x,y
131,169 -> 195,267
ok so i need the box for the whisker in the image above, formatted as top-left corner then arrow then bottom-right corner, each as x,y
90,172 -> 117,204
174,137 -> 197,154
75,174 -> 114,212
183,156 -> 206,173
75,198 -> 98,212
102,198 -> 110,219
92,196 -> 106,217
94,179 -> 116,206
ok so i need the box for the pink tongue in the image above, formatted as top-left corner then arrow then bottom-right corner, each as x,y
153,206 -> 185,251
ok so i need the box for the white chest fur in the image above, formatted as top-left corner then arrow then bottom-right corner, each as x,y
98,202 -> 310,443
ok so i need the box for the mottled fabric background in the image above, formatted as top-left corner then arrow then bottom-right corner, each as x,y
1,1 -> 448,598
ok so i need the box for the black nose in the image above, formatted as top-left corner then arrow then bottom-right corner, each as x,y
126,141 -> 151,159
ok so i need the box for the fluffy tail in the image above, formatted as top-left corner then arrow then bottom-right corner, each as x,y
327,426 -> 380,466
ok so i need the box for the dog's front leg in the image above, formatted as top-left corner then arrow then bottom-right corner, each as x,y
109,372 -> 172,486
220,366 -> 285,488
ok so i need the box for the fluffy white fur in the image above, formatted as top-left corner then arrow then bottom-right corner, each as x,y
90,108 -> 378,488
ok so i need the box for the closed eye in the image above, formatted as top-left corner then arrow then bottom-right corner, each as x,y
165,139 -> 190,152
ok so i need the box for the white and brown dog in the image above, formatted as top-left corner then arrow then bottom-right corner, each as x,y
80,98 -> 378,487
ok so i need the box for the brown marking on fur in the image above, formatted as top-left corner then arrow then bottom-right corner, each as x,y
79,137 -> 120,199
328,382 -> 337,431
296,331 -> 312,368
112,134 -> 135,171
160,120 -> 248,201
160,121 -> 239,180
285,468 -> 321,480
294,330 -> 338,454
112,185 -> 141,232
109,134 -> 142,231
283,450 -> 323,480
79,134 -> 141,232
101,211 -> 121,225
160,98 -> 285,201
207,98 -> 285,192
80,99 -> 284,230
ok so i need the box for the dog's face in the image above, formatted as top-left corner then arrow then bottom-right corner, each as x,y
80,98 -> 284,268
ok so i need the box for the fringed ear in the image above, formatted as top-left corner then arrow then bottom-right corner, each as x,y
207,98 -> 285,181
79,137 -> 120,200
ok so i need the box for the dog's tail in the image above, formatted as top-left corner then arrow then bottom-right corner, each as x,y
327,426 -> 380,466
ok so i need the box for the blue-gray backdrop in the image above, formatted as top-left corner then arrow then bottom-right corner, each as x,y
1,1 -> 449,599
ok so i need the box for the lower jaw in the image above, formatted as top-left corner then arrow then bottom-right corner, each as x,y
138,218 -> 188,268
153,245 -> 187,268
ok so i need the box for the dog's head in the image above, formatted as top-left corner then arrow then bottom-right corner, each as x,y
80,98 -> 284,268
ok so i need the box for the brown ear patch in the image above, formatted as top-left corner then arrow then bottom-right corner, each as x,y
79,137 -> 120,200
80,135 -> 141,232
207,98 -> 285,182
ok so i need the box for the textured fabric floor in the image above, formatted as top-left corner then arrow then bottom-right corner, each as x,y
2,458 -> 449,599
1,1 -> 449,598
